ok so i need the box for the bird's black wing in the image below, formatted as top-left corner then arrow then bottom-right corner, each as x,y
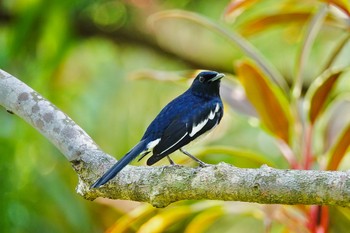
147,101 -> 223,165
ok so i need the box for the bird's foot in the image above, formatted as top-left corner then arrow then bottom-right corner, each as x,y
179,148 -> 208,167
198,161 -> 210,167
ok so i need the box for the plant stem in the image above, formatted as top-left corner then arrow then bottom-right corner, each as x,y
304,124 -> 314,170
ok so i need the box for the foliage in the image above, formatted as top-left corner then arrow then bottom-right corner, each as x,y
1,0 -> 350,232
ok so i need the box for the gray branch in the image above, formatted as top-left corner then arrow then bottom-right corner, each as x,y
1,69 -> 350,208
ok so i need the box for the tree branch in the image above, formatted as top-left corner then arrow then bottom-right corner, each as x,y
1,69 -> 350,208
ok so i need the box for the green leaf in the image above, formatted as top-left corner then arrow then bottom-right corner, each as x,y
236,60 -> 292,143
306,69 -> 343,124
330,207 -> 350,232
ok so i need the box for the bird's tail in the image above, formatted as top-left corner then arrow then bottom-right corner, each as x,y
90,139 -> 148,188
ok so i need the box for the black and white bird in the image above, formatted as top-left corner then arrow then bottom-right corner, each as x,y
91,71 -> 224,188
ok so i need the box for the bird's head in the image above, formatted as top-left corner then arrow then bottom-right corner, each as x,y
190,71 -> 225,97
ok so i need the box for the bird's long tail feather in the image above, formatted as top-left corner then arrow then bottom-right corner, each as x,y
90,139 -> 148,188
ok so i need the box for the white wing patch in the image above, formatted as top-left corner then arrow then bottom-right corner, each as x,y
147,138 -> 161,150
189,119 -> 208,137
215,103 -> 220,112
208,110 -> 215,120
190,103 -> 221,137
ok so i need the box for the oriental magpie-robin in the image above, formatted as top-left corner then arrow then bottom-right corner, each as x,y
91,71 -> 224,188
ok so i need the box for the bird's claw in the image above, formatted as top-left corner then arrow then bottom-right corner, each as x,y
198,161 -> 209,168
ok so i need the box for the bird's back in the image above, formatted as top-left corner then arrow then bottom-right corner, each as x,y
142,90 -> 216,140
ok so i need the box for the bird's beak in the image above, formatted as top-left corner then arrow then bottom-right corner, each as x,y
209,73 -> 225,82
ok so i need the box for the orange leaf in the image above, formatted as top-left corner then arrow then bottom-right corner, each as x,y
307,70 -> 343,124
236,60 -> 291,143
326,124 -> 350,170
240,12 -> 311,37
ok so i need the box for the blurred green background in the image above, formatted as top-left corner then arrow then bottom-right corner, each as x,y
1,0 -> 350,232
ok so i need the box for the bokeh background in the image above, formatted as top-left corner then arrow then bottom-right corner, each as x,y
1,0 -> 350,232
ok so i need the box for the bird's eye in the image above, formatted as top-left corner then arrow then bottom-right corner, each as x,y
199,76 -> 205,83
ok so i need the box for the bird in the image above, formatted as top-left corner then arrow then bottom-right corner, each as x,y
91,71 -> 224,188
